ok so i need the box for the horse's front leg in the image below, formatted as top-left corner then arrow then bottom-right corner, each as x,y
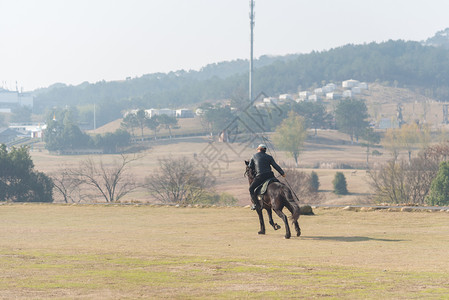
274,209 -> 291,239
256,208 -> 265,235
266,208 -> 281,230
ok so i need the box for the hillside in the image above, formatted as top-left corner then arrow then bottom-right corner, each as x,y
33,37 -> 449,129
92,81 -> 446,137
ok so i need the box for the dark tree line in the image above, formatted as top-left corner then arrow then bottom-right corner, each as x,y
44,108 -> 131,153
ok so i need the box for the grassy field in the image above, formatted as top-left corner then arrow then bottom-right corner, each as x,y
29,129 -> 389,206
1,204 -> 449,299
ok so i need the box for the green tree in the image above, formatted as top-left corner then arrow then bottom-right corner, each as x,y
43,108 -> 91,151
157,114 -> 179,139
10,106 -> 32,123
333,172 -> 348,195
335,99 -> 369,144
0,114 -> 7,127
382,127 -> 401,160
94,129 -> 131,154
426,161 -> 449,206
0,145 -> 53,202
399,123 -> 425,163
361,128 -> 381,168
135,109 -> 148,141
121,112 -> 139,138
146,116 -> 160,140
200,104 -> 235,137
273,111 -> 307,167
293,102 -> 331,135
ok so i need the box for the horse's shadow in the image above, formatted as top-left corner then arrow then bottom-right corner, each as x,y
302,236 -> 405,242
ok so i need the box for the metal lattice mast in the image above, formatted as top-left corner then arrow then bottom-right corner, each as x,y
249,0 -> 255,103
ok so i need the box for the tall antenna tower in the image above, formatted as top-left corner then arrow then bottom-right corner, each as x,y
249,0 -> 255,103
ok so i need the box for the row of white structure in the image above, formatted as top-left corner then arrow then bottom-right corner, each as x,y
124,108 -> 195,119
299,79 -> 368,102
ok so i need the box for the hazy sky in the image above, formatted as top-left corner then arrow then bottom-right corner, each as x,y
1,0 -> 449,91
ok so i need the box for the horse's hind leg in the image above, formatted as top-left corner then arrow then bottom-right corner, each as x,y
274,209 -> 291,239
294,220 -> 301,237
266,209 -> 281,230
256,209 -> 266,235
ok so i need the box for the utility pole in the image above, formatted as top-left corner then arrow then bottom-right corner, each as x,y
249,0 -> 255,103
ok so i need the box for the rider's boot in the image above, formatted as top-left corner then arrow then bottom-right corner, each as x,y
250,194 -> 261,210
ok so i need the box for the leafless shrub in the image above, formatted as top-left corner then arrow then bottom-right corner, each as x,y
67,154 -> 141,203
283,168 -> 322,204
368,144 -> 446,204
51,170 -> 84,203
144,156 -> 215,204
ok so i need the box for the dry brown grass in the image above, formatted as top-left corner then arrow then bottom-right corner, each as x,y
88,117 -> 205,137
1,204 -> 448,299
30,129 -> 383,206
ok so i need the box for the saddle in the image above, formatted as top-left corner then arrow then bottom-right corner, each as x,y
255,178 -> 279,201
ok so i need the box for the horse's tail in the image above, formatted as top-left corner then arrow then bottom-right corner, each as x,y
282,184 -> 300,222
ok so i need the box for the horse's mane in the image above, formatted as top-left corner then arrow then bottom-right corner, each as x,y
244,164 -> 255,179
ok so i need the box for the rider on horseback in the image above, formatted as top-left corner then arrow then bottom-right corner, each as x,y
248,144 -> 286,210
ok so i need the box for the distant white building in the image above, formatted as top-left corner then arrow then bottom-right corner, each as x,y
308,94 -> 319,102
359,82 -> 368,90
158,108 -> 176,117
299,91 -> 310,100
263,97 -> 278,104
342,79 -> 360,89
0,89 -> 34,110
145,108 -> 159,118
326,92 -> 342,100
314,88 -> 324,96
175,108 -> 194,118
322,85 -> 334,93
123,109 -> 138,118
9,123 -> 46,138
278,94 -> 293,101
326,83 -> 337,90
352,87 -> 362,94
342,90 -> 353,98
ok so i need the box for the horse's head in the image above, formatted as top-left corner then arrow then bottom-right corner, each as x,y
244,160 -> 255,183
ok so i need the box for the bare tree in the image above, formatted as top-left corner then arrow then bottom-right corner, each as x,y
70,154 -> 141,202
283,168 -> 322,204
145,156 -> 214,204
368,145 -> 445,204
51,170 -> 84,203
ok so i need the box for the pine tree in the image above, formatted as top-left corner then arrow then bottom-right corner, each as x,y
332,172 -> 348,195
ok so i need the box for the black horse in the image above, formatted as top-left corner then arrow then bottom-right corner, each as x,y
245,160 -> 301,239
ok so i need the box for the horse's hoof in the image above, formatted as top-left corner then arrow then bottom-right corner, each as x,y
284,235 -> 291,239
275,224 -> 281,230
297,229 -> 301,237
258,231 -> 265,235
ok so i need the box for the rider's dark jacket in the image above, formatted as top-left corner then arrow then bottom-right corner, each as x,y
249,152 -> 285,178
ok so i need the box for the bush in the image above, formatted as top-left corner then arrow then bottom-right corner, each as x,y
197,192 -> 238,206
309,171 -> 320,192
372,150 -> 382,156
333,172 -> 348,195
426,161 -> 449,206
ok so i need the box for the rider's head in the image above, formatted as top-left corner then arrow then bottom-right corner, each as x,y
257,144 -> 267,153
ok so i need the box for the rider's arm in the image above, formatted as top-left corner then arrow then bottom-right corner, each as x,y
270,156 -> 285,176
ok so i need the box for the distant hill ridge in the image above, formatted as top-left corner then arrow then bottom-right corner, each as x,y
423,28 -> 449,49
34,30 -> 449,127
